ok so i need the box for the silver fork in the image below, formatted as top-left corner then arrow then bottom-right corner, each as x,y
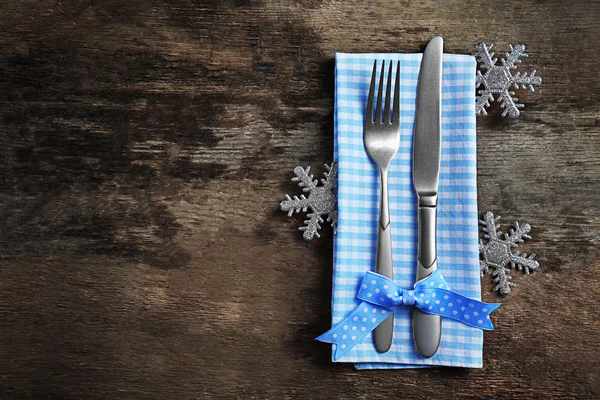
364,60 -> 400,353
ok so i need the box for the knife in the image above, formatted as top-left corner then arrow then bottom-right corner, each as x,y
412,36 -> 443,358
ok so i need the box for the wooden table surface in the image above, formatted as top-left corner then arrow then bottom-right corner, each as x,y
1,1 -> 599,399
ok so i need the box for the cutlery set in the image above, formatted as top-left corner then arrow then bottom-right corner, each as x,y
364,36 -> 444,357
316,41 -> 499,366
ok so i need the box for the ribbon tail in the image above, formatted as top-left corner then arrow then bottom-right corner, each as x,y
416,288 -> 501,330
315,330 -> 355,361
479,302 -> 501,329
316,301 -> 393,361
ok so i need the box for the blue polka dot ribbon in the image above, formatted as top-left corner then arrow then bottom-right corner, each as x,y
317,270 -> 501,361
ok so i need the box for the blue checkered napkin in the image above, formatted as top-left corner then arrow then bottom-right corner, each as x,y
332,53 -> 481,369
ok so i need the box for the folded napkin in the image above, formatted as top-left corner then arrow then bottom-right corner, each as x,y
331,52 -> 481,369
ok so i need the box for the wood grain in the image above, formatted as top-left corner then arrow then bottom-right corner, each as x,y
0,0 -> 598,398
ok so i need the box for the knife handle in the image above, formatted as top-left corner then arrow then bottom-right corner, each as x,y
413,203 -> 442,358
374,168 -> 394,353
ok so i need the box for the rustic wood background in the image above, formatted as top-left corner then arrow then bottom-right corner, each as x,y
0,0 -> 598,398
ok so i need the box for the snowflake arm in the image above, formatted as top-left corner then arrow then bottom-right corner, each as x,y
480,259 -> 489,276
504,220 -> 532,247
476,89 -> 494,116
475,42 -> 497,69
300,213 -> 324,240
479,211 -> 501,241
280,194 -> 310,216
322,163 -> 337,191
292,166 -> 317,192
499,89 -> 523,117
512,71 -> 542,91
475,70 -> 485,88
328,208 -> 338,234
502,44 -> 527,69
492,267 -> 516,295
510,252 -> 540,274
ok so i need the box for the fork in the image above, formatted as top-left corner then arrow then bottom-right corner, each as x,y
363,60 -> 401,353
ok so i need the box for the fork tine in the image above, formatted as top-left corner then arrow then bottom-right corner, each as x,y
393,60 -> 400,125
383,60 -> 393,124
366,60 -> 377,123
376,60 -> 385,123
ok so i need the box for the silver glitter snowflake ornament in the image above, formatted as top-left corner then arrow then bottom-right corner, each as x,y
475,43 -> 542,117
281,163 -> 337,240
479,211 -> 540,295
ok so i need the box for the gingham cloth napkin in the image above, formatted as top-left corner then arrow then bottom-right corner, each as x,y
331,52 -> 481,369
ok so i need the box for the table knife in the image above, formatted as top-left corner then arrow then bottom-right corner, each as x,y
412,36 -> 443,358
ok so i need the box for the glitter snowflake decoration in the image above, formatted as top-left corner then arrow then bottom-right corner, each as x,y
281,163 -> 337,240
479,211 -> 540,295
475,43 -> 542,117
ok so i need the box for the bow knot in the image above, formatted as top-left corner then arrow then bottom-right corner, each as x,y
403,289 -> 416,306
356,270 -> 450,310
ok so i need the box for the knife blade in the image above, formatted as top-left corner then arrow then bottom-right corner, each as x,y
412,36 -> 443,358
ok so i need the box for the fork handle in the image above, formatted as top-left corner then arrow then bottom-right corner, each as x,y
374,168 -> 394,353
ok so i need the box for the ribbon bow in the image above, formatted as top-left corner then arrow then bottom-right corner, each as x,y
317,270 -> 500,360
